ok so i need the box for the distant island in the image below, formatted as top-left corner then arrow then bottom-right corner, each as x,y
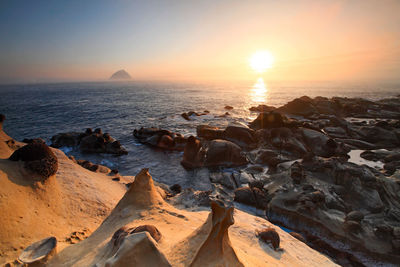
109,69 -> 132,80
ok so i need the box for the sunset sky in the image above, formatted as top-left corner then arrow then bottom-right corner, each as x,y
0,0 -> 399,83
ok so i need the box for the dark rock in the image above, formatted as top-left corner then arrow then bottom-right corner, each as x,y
277,96 -> 318,117
249,180 -> 264,190
290,162 -> 305,184
249,112 -> 286,130
224,105 -> 233,110
384,161 -> 400,175
223,125 -> 256,148
181,112 -> 191,121
249,104 -> 276,112
51,129 -> 127,155
289,232 -> 306,243
134,127 -> 186,151
112,177 -> 120,181
196,125 -> 224,140
9,143 -> 58,179
257,227 -> 280,250
345,211 -> 364,222
51,132 -> 81,148
384,153 -> 400,163
22,138 -> 46,144
181,136 -> 205,169
170,184 -> 182,194
344,220 -> 361,233
204,139 -> 247,167
234,187 -> 257,206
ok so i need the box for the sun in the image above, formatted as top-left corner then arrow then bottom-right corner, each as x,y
249,50 -> 275,73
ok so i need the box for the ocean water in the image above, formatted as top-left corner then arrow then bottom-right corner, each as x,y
1,80 -> 399,188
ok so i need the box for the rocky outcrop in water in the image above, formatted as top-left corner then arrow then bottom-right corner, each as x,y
51,128 -> 128,155
133,127 -> 187,151
132,95 -> 400,266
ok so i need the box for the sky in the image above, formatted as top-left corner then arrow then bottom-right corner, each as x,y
0,0 -> 399,83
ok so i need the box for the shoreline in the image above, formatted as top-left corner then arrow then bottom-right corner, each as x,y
1,94 -> 400,266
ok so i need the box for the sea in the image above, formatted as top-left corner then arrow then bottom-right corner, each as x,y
1,79 -> 399,189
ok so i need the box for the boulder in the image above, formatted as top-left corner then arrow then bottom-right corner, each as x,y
249,112 -> 286,130
204,140 -> 247,167
196,125 -> 224,140
9,143 -> 58,179
51,129 -> 127,155
181,136 -> 205,169
223,125 -> 256,148
345,211 -> 364,222
277,96 -> 318,117
257,227 -> 280,250
19,236 -> 57,265
134,127 -> 186,151
249,104 -> 276,112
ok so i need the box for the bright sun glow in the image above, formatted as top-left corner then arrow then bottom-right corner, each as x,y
249,50 -> 275,73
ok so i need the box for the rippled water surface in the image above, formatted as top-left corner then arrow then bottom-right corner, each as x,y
1,80 -> 399,188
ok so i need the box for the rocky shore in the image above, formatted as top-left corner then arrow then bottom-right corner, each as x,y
133,95 -> 400,266
1,95 -> 400,266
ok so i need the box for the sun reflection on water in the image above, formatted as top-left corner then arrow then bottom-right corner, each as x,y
250,77 -> 268,103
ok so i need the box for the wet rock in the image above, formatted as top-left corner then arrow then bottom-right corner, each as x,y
223,125 -> 256,148
52,129 -> 128,155
255,149 -> 291,167
234,186 -> 269,209
244,165 -> 264,174
134,127 -> 186,151
356,126 -> 399,148
290,161 -> 305,184
204,140 -> 247,167
171,188 -> 211,207
19,236 -> 57,265
181,136 -> 205,169
323,126 -> 347,138
277,96 -> 318,117
301,128 -> 330,157
181,112 -> 191,121
336,138 -> 377,150
9,143 -> 58,179
249,112 -> 286,130
257,227 -> 280,250
170,184 -> 182,194
50,132 -> 81,147
344,220 -> 361,233
249,104 -> 276,112
234,187 -> 256,206
345,211 -> 364,222
383,153 -> 400,163
384,160 -> 400,175
76,159 -> 111,174
196,125 -> 224,140
22,138 -> 46,144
